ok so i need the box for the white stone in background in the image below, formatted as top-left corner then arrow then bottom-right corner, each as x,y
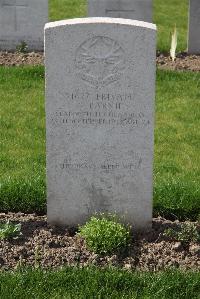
45,18 -> 156,230
188,0 -> 200,54
88,0 -> 152,22
0,0 -> 48,51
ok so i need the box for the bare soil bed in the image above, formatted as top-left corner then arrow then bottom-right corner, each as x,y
157,52 -> 200,72
0,51 -> 200,71
0,213 -> 199,271
0,52 -> 44,66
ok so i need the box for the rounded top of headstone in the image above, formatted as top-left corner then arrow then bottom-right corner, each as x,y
45,17 -> 156,31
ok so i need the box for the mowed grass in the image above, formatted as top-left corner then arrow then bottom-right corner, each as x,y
155,71 -> 200,219
0,67 -> 46,213
153,0 -> 188,52
0,267 -> 200,299
49,0 -> 86,21
0,67 -> 200,219
49,0 -> 188,52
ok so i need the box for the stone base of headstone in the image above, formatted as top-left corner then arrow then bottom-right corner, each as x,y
0,39 -> 44,52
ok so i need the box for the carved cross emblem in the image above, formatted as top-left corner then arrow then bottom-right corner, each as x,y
2,0 -> 28,31
105,9 -> 135,18
105,0 -> 135,18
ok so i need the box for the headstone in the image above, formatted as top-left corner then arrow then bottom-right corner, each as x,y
188,0 -> 200,54
0,0 -> 48,51
45,18 -> 156,230
88,0 -> 152,22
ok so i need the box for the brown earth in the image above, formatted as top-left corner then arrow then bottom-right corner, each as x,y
0,51 -> 44,66
0,213 -> 200,271
157,52 -> 200,72
0,51 -> 200,71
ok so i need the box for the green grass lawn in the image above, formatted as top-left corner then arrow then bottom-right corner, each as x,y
49,0 -> 189,52
0,67 -> 200,220
0,267 -> 200,299
154,70 -> 200,220
0,67 -> 46,213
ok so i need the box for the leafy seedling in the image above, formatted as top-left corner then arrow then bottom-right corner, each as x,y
164,223 -> 200,244
0,221 -> 22,240
78,213 -> 131,255
16,41 -> 28,53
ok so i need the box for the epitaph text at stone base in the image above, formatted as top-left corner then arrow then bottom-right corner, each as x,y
0,0 -> 48,51
45,18 -> 156,229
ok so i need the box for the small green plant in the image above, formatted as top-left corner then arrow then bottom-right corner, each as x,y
16,41 -> 28,53
164,223 -> 200,243
0,221 -> 22,240
78,214 -> 131,254
164,227 -> 177,239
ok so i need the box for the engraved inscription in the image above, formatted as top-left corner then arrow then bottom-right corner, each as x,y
50,110 -> 150,127
2,0 -> 28,31
58,92 -> 134,102
75,36 -> 126,88
59,152 -> 142,174
106,9 -> 135,18
49,91 -> 150,128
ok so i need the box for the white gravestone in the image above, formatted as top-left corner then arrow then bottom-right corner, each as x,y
188,0 -> 200,54
0,0 -> 48,51
45,18 -> 156,230
88,0 -> 152,22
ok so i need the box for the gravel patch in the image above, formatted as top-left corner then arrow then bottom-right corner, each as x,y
157,52 -> 200,72
0,213 -> 199,271
0,52 -> 43,66
0,51 -> 200,72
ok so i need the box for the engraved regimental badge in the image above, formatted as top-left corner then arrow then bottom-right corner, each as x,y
75,36 -> 126,88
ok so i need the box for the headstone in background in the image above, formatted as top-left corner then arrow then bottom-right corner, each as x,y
88,0 -> 152,22
188,0 -> 200,54
0,0 -> 48,51
45,18 -> 156,230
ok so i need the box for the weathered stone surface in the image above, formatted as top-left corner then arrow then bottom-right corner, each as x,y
88,0 -> 152,22
0,0 -> 48,51
45,18 -> 156,229
188,0 -> 200,54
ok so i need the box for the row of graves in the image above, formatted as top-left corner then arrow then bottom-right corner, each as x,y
0,0 -> 199,230
0,0 -> 199,53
